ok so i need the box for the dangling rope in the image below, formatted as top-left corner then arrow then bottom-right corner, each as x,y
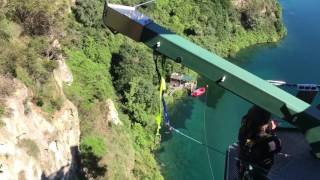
203,88 -> 215,180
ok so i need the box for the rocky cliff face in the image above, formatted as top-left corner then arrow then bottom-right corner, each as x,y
0,59 -> 80,179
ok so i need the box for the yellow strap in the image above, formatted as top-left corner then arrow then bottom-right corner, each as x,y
156,77 -> 166,135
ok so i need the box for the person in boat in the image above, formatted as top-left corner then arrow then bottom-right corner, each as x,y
238,105 -> 282,180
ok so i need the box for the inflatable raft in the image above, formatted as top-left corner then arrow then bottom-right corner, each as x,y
191,87 -> 206,97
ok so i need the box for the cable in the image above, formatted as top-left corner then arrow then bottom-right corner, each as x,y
134,0 -> 155,8
172,128 -> 203,144
169,125 -> 225,155
203,88 -> 215,180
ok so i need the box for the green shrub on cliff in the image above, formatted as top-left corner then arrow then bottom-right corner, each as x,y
111,43 -> 158,125
81,135 -> 107,157
64,48 -> 113,109
72,0 -> 105,28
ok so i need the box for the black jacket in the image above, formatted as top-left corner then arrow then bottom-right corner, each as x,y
238,132 -> 282,170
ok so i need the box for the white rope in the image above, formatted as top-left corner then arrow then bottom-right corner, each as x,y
134,0 -> 155,8
203,89 -> 215,180
170,126 -> 225,154
173,128 -> 203,144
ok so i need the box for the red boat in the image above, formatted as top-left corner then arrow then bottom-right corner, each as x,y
191,87 -> 206,97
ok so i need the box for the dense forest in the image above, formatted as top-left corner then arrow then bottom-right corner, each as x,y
0,0 -> 285,179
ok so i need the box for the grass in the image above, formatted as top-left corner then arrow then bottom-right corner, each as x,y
81,135 -> 107,157
64,48 -> 115,112
102,123 -> 134,179
28,78 -> 64,119
16,66 -> 34,87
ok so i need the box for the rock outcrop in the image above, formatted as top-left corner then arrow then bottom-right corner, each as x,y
0,59 -> 80,179
105,99 -> 122,126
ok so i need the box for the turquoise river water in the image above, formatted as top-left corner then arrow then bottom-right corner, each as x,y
157,0 -> 320,179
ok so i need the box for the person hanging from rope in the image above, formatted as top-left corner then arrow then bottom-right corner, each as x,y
237,105 -> 282,180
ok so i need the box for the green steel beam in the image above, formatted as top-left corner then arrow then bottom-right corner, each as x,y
103,3 -> 320,158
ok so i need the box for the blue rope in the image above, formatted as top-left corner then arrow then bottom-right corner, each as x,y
161,92 -> 170,126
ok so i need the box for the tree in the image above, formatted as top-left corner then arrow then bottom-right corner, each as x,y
72,0 -> 105,28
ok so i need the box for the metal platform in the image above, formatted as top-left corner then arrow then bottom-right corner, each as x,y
225,129 -> 320,180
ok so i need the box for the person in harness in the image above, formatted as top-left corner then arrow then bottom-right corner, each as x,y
238,106 -> 282,180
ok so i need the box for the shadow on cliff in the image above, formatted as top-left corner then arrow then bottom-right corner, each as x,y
41,146 -> 107,180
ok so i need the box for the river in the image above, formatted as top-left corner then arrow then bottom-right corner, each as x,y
157,0 -> 320,179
